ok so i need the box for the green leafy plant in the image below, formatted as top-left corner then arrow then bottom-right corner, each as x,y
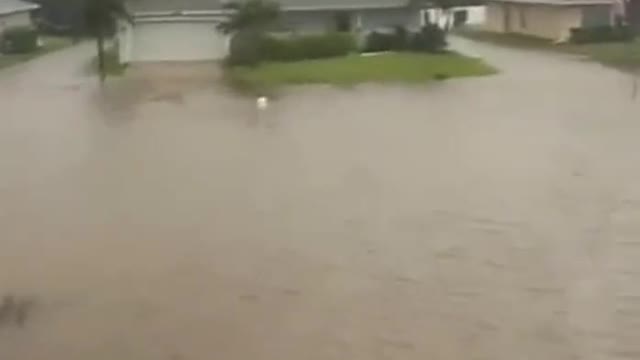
226,29 -> 265,66
217,0 -> 281,34
260,33 -> 357,62
363,26 -> 410,52
570,25 -> 634,44
218,0 -> 282,66
410,24 -> 447,52
1,26 -> 39,54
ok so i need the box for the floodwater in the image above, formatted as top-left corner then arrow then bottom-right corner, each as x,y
1,39 -> 640,360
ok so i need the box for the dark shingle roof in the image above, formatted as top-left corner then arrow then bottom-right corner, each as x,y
128,0 -> 412,13
0,0 -> 39,15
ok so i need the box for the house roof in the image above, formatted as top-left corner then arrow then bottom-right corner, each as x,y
487,0 -> 613,5
128,0 -> 412,13
0,0 -> 39,16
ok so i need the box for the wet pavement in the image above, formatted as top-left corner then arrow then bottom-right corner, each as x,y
1,39 -> 640,360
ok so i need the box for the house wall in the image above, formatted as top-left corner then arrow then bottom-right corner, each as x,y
278,7 -> 421,34
360,7 -> 421,31
424,6 -> 486,28
117,19 -> 133,64
485,2 -> 506,32
581,4 -> 612,27
485,2 -> 585,41
0,12 -> 32,34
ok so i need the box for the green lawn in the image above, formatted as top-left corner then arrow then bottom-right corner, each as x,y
563,41 -> 640,71
457,28 -> 640,71
0,36 -> 72,70
227,52 -> 496,93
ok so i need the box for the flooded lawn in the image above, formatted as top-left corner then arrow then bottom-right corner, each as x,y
2,40 -> 640,360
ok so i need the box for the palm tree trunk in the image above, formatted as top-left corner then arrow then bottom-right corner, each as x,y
96,25 -> 106,83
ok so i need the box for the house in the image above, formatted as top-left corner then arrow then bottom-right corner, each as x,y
0,0 -> 40,34
484,0 -> 615,42
118,0 -> 426,63
426,5 -> 486,29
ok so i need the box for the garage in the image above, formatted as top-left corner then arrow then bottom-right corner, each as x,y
128,20 -> 229,62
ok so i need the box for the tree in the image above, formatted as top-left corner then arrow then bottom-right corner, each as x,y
216,0 -> 281,35
84,0 -> 130,83
217,0 -> 281,66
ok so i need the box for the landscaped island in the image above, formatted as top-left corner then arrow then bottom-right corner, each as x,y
216,0 -> 496,93
227,52 -> 495,93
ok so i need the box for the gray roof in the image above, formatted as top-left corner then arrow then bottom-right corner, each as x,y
128,0 -> 411,13
0,0 -> 39,15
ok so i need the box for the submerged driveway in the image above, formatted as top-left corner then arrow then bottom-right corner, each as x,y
2,40 -> 640,360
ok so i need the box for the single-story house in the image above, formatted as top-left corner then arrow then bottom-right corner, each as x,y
118,0 -> 428,63
484,0 -> 615,42
0,0 -> 40,34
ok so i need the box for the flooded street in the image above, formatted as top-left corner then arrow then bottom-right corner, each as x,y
2,39 -> 640,360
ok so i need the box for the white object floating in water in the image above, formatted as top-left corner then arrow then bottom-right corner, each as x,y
257,96 -> 269,110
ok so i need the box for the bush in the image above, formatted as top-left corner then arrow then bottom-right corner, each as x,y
570,25 -> 634,44
363,26 -> 409,52
453,10 -> 468,27
364,31 -> 395,52
261,32 -> 356,62
1,26 -> 39,54
409,25 -> 447,53
227,29 -> 264,66
392,25 -> 409,49
363,25 -> 446,53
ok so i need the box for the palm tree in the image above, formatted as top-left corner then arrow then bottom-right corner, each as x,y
84,0 -> 130,83
216,0 -> 281,35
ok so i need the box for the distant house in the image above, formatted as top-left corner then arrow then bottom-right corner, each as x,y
484,0 -> 615,42
118,0 -> 426,63
0,0 -> 39,34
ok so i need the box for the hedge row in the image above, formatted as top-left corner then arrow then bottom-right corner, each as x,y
1,26 -> 39,54
228,25 -> 448,66
261,33 -> 357,62
570,25 -> 634,44
363,25 -> 447,53
228,31 -> 357,66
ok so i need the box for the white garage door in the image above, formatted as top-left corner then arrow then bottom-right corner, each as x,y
132,21 -> 228,62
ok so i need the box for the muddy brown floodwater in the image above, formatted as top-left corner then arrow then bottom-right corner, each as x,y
1,39 -> 640,360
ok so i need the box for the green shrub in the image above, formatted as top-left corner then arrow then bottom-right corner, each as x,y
364,25 -> 446,53
227,29 -> 264,66
453,10 -> 468,27
227,31 -> 357,66
364,31 -> 395,52
409,25 -> 447,53
570,25 -> 634,44
1,26 -> 39,54
363,26 -> 409,52
392,25 -> 409,50
261,32 -> 356,62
